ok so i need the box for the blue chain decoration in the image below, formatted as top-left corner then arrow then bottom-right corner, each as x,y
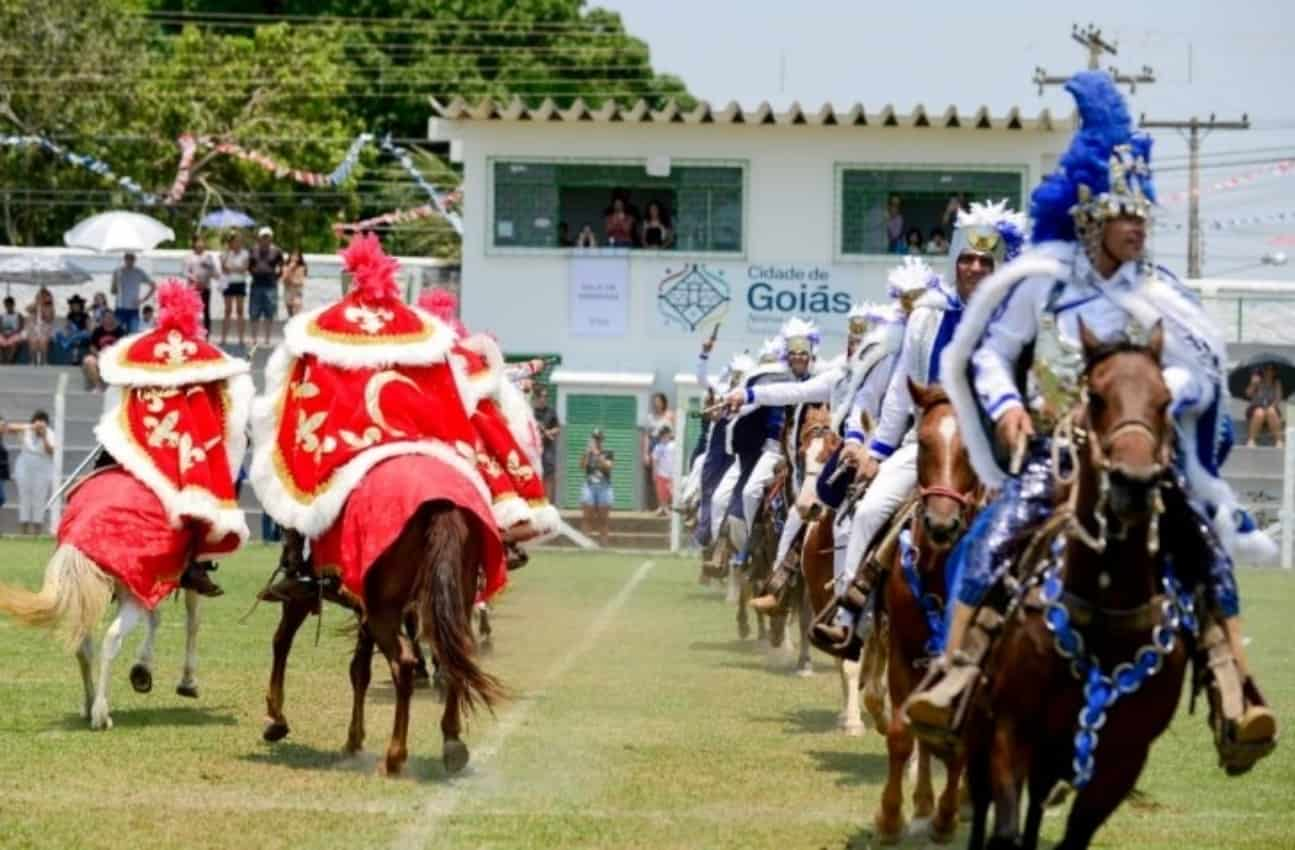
1039,538 -> 1199,789
380,135 -> 464,236
899,527 -> 946,657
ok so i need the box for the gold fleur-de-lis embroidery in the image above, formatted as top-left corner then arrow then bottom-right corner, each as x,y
153,330 -> 198,366
295,410 -> 337,462
339,426 -> 382,450
143,410 -> 182,448
455,441 -> 478,463
137,387 -> 180,413
477,451 -> 503,478
343,305 -> 395,335
178,432 -> 207,475
506,451 -> 536,482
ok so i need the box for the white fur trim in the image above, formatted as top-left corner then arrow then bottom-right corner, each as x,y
940,253 -> 1064,489
530,503 -> 561,535
224,373 -> 255,473
493,495 -> 533,530
98,332 -> 250,388
95,385 -> 250,548
496,374 -> 545,472
280,304 -> 456,370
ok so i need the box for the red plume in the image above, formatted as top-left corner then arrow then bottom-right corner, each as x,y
340,233 -> 401,303
417,286 -> 468,337
156,278 -> 205,339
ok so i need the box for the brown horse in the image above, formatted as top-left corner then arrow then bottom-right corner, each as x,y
874,380 -> 979,844
731,473 -> 786,643
263,502 -> 503,776
965,323 -> 1188,850
797,415 -> 889,735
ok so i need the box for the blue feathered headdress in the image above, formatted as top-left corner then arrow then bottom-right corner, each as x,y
1030,71 -> 1156,244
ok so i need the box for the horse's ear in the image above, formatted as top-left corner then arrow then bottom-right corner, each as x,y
908,377 -> 932,409
1147,320 -> 1164,363
1078,317 -> 1102,362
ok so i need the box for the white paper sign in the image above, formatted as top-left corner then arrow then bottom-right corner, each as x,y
569,255 -> 630,337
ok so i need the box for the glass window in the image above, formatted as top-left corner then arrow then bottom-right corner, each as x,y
839,168 -> 1024,256
492,161 -> 743,253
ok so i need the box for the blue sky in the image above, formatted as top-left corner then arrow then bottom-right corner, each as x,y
600,0 -> 1295,279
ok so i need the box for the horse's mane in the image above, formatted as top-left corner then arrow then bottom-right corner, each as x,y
1082,337 -> 1161,373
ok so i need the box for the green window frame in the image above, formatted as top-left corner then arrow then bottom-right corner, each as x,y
490,159 -> 745,254
562,393 -> 638,511
837,165 -> 1025,257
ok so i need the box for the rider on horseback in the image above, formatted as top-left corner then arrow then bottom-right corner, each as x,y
813,204 -> 1028,653
733,303 -> 901,613
905,71 -> 1277,776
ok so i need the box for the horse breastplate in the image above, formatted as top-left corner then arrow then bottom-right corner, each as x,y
1030,311 -> 1086,430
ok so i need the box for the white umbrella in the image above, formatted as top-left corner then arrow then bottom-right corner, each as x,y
63,211 -> 175,253
0,253 -> 93,288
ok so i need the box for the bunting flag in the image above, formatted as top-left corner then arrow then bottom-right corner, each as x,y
1155,209 -> 1295,233
163,132 -> 375,203
380,135 -> 464,236
1161,159 -> 1295,206
1,134 -> 159,204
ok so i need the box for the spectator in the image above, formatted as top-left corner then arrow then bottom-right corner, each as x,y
641,201 -> 672,249
0,418 -> 8,513
220,232 -> 250,348
249,226 -> 284,347
886,195 -> 905,253
110,252 -> 154,333
82,310 -> 126,391
1246,365 -> 1285,447
604,196 -> 635,247
183,234 -> 220,334
25,292 -> 55,366
581,428 -> 614,546
89,292 -> 110,327
53,294 -> 92,365
926,227 -> 950,255
0,295 -> 25,363
2,411 -> 57,535
905,227 -> 925,255
575,224 -> 598,248
281,249 -> 308,318
942,192 -> 968,234
532,385 -> 561,504
642,391 -> 674,511
557,221 -> 574,248
651,425 -> 675,517
139,304 -> 156,331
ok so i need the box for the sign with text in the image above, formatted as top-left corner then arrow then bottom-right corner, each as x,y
568,255 -> 630,336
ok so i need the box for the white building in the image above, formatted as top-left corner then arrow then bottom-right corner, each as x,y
431,96 -> 1070,509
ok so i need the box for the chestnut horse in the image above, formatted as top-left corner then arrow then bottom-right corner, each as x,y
797,413 -> 889,736
965,323 -> 1190,850
874,381 -> 978,845
263,502 -> 502,776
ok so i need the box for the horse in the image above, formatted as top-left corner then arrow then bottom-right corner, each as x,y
263,500 -> 503,776
0,543 -> 204,730
797,418 -> 889,736
873,380 -> 979,845
727,472 -> 786,642
965,322 -> 1190,850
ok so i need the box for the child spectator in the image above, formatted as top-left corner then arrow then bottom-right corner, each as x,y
651,425 -> 675,517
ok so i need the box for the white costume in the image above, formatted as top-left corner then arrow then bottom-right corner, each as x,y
14,426 -> 57,526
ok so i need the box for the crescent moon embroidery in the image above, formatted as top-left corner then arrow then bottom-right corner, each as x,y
364,370 -> 419,437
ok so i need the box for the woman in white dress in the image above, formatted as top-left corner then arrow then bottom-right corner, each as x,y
4,411 -> 57,534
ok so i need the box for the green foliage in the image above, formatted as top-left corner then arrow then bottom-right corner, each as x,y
0,0 -> 692,256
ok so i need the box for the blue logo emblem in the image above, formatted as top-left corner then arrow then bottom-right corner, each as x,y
657,264 -> 731,332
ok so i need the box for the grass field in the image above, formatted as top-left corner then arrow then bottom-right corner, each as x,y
0,538 -> 1292,850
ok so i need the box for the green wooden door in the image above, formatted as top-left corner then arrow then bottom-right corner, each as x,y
563,393 -> 638,510
679,394 -> 702,474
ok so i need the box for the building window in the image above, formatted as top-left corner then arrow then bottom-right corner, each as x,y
491,161 -> 743,253
839,168 -> 1024,256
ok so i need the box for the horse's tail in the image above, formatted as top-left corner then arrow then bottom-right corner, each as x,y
0,544 -> 112,650
415,507 -> 505,714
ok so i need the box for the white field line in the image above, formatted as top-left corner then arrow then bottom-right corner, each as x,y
388,558 -> 657,850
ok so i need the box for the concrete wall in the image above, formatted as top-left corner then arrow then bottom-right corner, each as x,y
450,119 -> 1066,391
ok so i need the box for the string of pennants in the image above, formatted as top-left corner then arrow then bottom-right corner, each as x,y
1161,159 -> 1295,206
2,131 -> 463,234
1154,209 -> 1295,233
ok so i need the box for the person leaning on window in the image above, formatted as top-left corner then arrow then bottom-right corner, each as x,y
575,224 -> 598,248
640,201 -> 673,249
604,196 -> 635,247
885,195 -> 905,253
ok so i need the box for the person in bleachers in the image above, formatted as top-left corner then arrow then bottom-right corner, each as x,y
81,311 -> 126,392
52,294 -> 91,365
0,296 -> 25,364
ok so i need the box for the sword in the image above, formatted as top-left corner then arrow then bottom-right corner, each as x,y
45,444 -> 104,511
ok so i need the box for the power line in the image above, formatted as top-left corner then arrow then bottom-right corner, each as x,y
136,10 -> 646,31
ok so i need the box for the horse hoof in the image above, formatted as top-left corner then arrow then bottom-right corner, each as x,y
176,683 -> 199,699
90,699 -> 112,731
263,721 -> 291,743
795,662 -> 814,678
929,814 -> 957,844
129,664 -> 153,694
844,722 -> 865,737
872,810 -> 906,846
381,757 -> 405,777
443,738 -> 470,775
479,637 -> 494,656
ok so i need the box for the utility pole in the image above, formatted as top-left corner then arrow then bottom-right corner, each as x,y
1033,23 -> 1155,95
1140,114 -> 1250,279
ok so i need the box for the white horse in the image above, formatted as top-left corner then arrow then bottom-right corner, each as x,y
0,545 -> 202,729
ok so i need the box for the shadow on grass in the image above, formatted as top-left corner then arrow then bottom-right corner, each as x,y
241,738 -> 453,782
54,704 -> 238,731
689,639 -> 765,655
748,707 -> 844,735
845,824 -> 1059,850
806,748 -> 890,787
